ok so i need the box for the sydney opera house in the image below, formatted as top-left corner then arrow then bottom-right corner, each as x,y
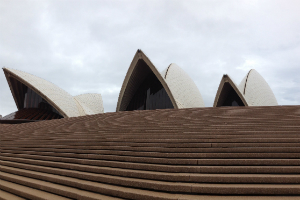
1,49 -> 277,123
1,50 -> 299,199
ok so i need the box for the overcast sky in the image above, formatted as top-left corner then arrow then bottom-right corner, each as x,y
1,0 -> 299,116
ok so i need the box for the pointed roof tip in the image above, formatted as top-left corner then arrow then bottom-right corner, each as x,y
116,50 -> 179,111
246,69 -> 255,76
162,63 -> 175,79
167,63 -> 176,68
3,67 -> 13,75
136,49 -> 146,60
213,74 -> 248,107
137,49 -> 144,54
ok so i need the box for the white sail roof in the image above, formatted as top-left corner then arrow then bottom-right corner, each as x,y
3,68 -> 104,117
162,63 -> 205,108
74,93 -> 104,115
238,69 -> 278,106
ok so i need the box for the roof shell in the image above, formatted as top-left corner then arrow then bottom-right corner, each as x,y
3,68 -> 80,117
116,50 -> 178,111
74,93 -> 104,115
162,63 -> 205,108
238,69 -> 278,106
3,68 -> 104,118
213,74 -> 248,107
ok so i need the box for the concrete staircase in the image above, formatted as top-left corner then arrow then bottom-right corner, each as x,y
0,106 -> 300,199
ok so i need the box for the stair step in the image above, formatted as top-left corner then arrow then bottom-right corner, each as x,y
2,149 -> 300,163
4,146 -> 300,153
1,159 -> 300,184
1,165 -> 300,195
1,154 -> 300,174
0,171 -> 123,200
0,189 -> 25,200
0,179 -> 70,200
3,142 -> 300,148
1,106 -> 300,198
0,170 -> 183,200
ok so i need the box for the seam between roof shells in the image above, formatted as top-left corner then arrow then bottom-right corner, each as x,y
164,64 -> 172,79
243,69 -> 252,95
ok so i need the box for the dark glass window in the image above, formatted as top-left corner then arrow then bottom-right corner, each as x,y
221,84 -> 245,106
126,73 -> 174,111
9,77 -> 63,116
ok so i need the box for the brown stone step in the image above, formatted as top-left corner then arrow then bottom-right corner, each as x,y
212,142 -> 300,148
2,141 -> 300,148
0,189 -> 26,200
2,126 -> 299,134
1,154 -> 300,174
2,153 -> 300,167
1,165 -> 300,195
2,159 -> 300,184
65,138 -> 300,143
3,136 -> 300,143
1,106 -> 300,198
3,130 -> 300,137
0,170 -> 179,200
0,171 -> 123,200
0,179 -> 70,200
6,135 -> 300,143
171,195 -> 300,200
2,149 -> 300,159
3,125 -> 300,135
3,146 -> 300,154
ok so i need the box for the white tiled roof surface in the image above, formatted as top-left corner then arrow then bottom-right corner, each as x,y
6,68 -> 80,117
74,93 -> 104,115
4,68 -> 104,118
163,64 -> 205,108
238,69 -> 278,106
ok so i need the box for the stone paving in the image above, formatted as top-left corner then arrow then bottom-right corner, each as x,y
0,106 -> 300,199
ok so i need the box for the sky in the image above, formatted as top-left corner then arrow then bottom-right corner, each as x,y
0,0 -> 299,116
